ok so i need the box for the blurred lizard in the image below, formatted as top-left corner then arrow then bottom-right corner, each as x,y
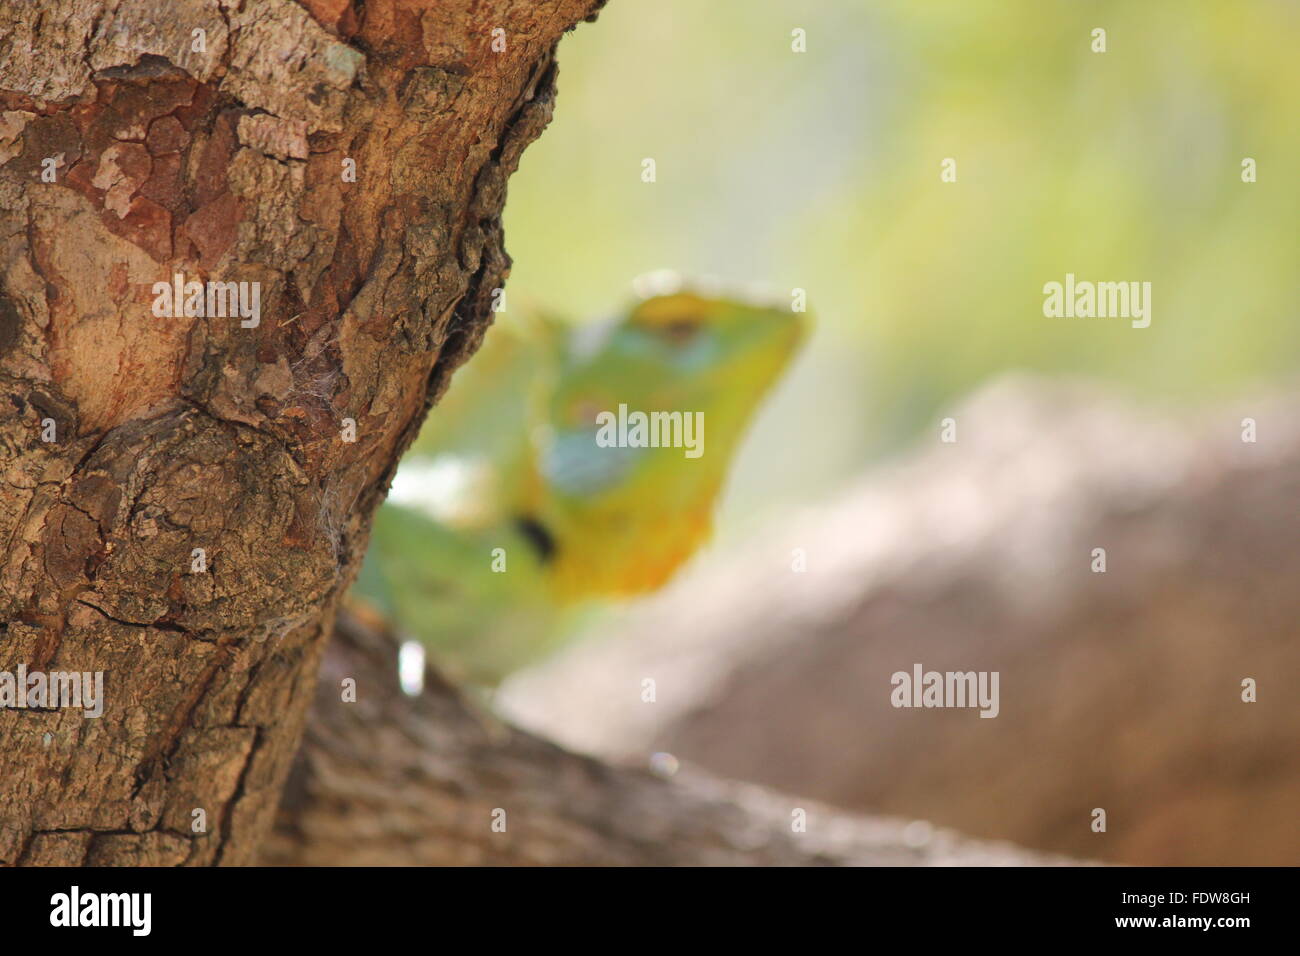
352,283 -> 807,685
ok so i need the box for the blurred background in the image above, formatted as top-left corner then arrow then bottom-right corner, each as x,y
364,0 -> 1300,865
502,0 -> 1299,537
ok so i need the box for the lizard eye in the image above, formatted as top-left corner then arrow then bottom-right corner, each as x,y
657,318 -> 701,345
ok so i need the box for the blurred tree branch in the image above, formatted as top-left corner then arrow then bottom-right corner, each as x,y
501,378 -> 1300,865
265,607 -> 1067,865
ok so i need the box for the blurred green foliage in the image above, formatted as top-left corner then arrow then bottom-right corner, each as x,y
499,0 -> 1300,536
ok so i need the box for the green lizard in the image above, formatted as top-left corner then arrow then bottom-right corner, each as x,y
353,285 -> 807,685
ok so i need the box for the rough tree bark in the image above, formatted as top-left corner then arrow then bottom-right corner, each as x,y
0,0 -> 603,866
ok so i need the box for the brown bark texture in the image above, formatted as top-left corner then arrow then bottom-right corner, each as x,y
264,606 -> 1070,866
0,0 -> 603,866
502,378 -> 1300,866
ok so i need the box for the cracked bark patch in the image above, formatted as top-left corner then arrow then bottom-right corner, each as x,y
1,0 -> 607,867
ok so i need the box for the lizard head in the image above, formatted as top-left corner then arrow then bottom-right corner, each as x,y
530,288 -> 808,598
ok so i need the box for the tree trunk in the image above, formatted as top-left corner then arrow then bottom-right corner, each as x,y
0,0 -> 603,866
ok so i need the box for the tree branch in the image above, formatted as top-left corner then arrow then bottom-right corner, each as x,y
500,378 -> 1300,865
264,607 -> 1068,865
